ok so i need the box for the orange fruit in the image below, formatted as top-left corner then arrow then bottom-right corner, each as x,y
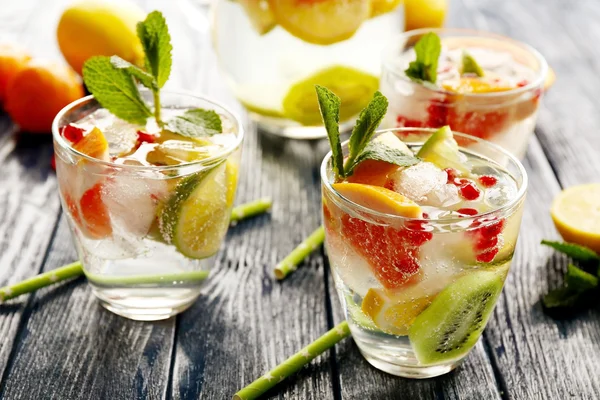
73,127 -> 109,161
0,44 -> 31,103
4,60 -> 84,133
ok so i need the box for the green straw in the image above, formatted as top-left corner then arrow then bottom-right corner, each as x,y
274,226 -> 324,280
233,321 -> 350,400
0,198 -> 272,303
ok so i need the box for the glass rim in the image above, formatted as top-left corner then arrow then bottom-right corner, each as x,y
320,127 -> 528,224
381,27 -> 549,99
51,90 -> 244,171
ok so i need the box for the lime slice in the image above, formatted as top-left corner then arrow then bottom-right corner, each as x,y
269,0 -> 369,45
239,0 -> 277,35
282,66 -> 379,126
370,0 -> 402,18
417,126 -> 471,173
236,84 -> 286,119
160,162 -> 236,259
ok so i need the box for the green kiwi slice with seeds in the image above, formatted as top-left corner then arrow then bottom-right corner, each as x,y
408,270 -> 504,365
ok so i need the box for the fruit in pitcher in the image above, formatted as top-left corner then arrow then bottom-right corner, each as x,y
0,44 -> 31,103
283,66 -> 379,125
269,0 -> 370,45
408,270 -> 504,365
57,0 -> 146,75
4,60 -> 84,133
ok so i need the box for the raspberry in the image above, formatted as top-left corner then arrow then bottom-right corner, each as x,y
458,181 -> 481,200
457,207 -> 478,216
61,124 -> 85,143
478,175 -> 498,188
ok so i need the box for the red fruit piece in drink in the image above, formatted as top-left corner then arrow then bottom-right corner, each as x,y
456,179 -> 481,200
447,109 -> 509,140
136,130 -> 156,145
79,183 -> 112,239
469,218 -> 505,262
478,175 -> 498,187
457,207 -> 478,216
61,124 -> 85,143
396,115 -> 424,128
426,98 -> 449,127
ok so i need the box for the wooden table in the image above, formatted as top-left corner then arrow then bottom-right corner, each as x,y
1,0 -> 599,398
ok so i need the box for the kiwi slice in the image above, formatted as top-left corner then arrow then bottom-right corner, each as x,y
408,270 -> 504,365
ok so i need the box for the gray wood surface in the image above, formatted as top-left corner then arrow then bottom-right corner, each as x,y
1,0 -> 599,399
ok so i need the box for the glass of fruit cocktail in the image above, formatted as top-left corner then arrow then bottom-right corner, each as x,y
211,0 -> 447,139
53,92 -> 242,321
316,85 -> 526,377
380,29 -> 549,159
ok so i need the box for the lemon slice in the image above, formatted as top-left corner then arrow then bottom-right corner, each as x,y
239,0 -> 277,35
362,288 -> 433,335
417,126 -> 471,174
282,66 -> 379,126
404,0 -> 447,31
551,184 -> 600,253
269,0 -> 369,45
370,0 -> 402,18
332,182 -> 422,217
160,161 -> 236,259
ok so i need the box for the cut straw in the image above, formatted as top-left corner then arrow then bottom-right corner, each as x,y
0,198 -> 272,303
233,321 -> 350,400
274,226 -> 325,280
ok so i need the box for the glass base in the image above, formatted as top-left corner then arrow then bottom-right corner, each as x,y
91,285 -> 201,321
359,348 -> 462,379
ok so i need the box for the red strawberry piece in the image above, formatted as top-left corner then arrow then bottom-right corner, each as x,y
61,124 -> 85,143
457,207 -> 478,216
478,175 -> 498,188
340,214 -> 431,289
458,180 -> 481,200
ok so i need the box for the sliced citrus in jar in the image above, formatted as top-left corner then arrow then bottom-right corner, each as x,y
159,161 -> 234,259
404,0 -> 447,31
239,0 -> 277,35
269,0 -> 370,45
283,66 -> 379,126
362,288 -> 433,335
551,184 -> 600,253
417,126 -> 471,174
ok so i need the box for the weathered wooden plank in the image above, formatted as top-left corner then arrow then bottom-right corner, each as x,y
0,217 -> 175,400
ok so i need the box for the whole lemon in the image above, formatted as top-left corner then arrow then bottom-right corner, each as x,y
57,0 -> 146,76
5,60 -> 84,133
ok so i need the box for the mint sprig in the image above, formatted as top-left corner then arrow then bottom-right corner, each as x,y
82,10 -> 221,139
404,32 -> 441,84
461,52 -> 484,77
82,57 -> 152,125
315,86 -> 420,180
541,240 -> 600,315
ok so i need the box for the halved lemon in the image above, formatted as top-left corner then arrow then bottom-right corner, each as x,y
551,184 -> 600,253
269,0 -> 370,45
282,65 -> 379,126
332,182 -> 422,217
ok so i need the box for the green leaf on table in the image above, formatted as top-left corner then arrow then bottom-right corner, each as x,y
137,10 -> 172,88
346,141 -> 420,176
82,56 -> 152,125
541,240 -> 600,261
110,55 -> 158,91
542,286 -> 582,309
345,91 -> 388,170
461,51 -> 484,77
166,108 -> 223,138
315,85 -> 344,179
404,32 -> 441,84
565,263 -> 599,291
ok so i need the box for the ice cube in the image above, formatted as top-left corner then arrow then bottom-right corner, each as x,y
425,183 -> 461,208
390,162 -> 447,202
103,119 -> 140,157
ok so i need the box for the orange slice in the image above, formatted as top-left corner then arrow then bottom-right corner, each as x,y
362,288 -> 432,335
332,182 -> 422,217
73,126 -> 109,161
442,77 -> 514,94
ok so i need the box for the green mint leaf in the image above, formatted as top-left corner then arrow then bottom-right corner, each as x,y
83,56 -> 152,125
541,240 -> 600,261
461,51 -> 484,77
110,56 -> 158,91
404,32 -> 441,84
345,91 -> 388,170
166,108 -> 223,138
137,11 -> 172,88
346,141 -> 420,176
565,264 -> 599,291
315,85 -> 344,179
542,286 -> 583,309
